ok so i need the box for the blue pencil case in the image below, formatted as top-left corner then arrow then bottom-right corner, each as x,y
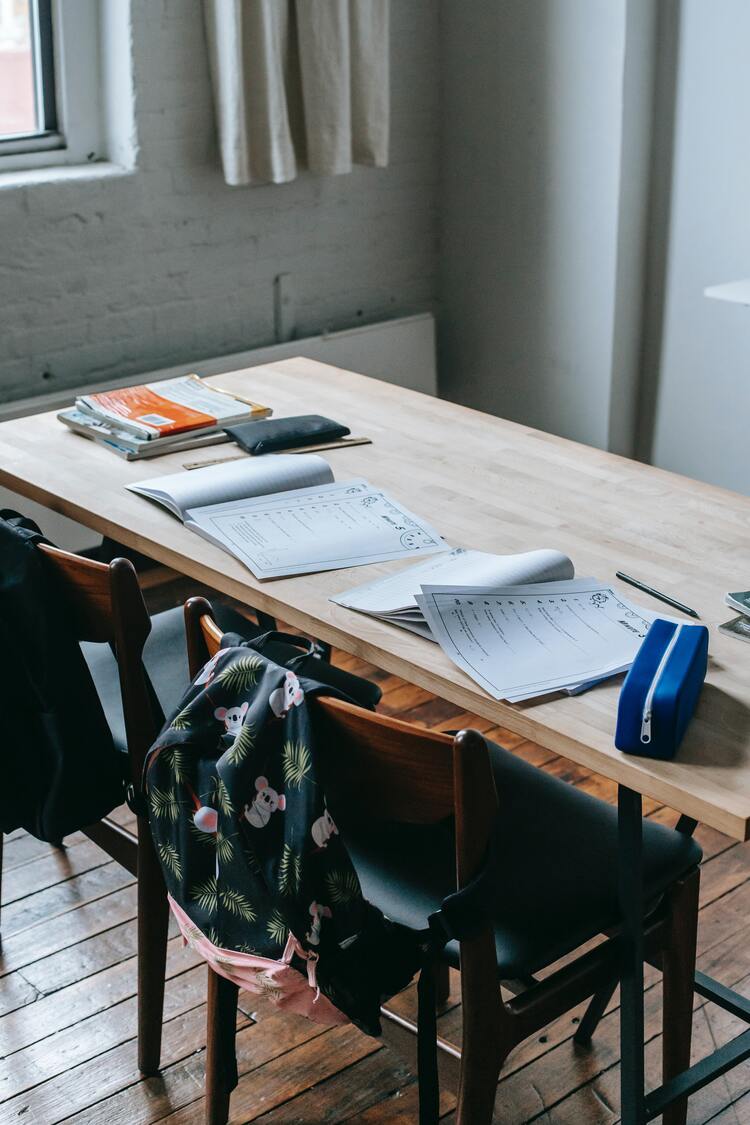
615,619 -> 708,760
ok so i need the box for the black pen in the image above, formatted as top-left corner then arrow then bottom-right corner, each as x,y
615,572 -> 700,619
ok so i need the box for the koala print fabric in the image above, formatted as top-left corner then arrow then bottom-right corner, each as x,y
146,631 -> 421,1036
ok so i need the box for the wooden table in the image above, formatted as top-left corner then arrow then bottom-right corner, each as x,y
2,356 -> 750,1121
2,356 -> 749,838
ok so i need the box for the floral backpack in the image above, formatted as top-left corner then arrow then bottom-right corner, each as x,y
145,631 -> 424,1038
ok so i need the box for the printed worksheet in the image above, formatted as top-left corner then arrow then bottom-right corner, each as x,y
331,546 -> 574,639
186,479 -> 446,579
416,579 -> 661,701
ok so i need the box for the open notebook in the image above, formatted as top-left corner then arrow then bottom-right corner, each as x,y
332,546 -> 575,638
128,455 -> 445,580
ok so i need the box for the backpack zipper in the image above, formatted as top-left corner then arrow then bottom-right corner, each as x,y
640,624 -> 683,744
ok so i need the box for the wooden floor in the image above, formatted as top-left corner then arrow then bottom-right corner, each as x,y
2,615 -> 750,1123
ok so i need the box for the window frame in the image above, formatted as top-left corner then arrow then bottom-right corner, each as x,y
0,0 -> 103,172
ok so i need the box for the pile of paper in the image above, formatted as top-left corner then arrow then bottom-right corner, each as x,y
333,556 -> 665,701
416,579 -> 659,702
331,547 -> 575,639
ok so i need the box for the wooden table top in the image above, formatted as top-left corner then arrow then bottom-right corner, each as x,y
2,358 -> 750,840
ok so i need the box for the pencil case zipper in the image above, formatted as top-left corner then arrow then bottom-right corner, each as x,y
640,624 -> 683,744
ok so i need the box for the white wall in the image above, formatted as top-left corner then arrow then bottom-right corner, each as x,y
0,0 -> 439,406
642,0 -> 750,494
5,0 -> 746,498
437,0 -> 750,496
437,0 -> 634,450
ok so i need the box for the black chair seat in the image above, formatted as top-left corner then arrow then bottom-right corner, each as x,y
344,739 -> 702,979
81,603 -> 252,753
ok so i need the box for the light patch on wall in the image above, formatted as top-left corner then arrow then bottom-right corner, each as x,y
101,0 -> 137,170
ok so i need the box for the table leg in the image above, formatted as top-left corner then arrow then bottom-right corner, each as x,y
619,802 -> 750,1121
618,784 -> 646,1125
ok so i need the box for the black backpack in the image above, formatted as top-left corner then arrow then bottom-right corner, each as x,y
146,632 -> 423,1035
0,512 -> 124,840
147,629 -> 493,1123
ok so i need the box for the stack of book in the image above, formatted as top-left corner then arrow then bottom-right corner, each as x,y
58,374 -> 271,460
720,591 -> 750,644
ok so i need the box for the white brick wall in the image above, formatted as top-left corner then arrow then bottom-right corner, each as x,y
0,0 -> 439,404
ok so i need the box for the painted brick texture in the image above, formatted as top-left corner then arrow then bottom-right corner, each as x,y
0,0 -> 439,403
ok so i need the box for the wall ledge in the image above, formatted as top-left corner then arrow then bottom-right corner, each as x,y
0,161 -> 136,194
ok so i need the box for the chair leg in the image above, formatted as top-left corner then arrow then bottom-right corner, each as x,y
137,824 -> 170,1076
0,832 -> 3,950
436,960 -> 451,1008
574,977 -> 618,1046
661,867 -> 700,1125
205,967 -> 239,1125
456,1029 -> 506,1125
455,934 -> 507,1125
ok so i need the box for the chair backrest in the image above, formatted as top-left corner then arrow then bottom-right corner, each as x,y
39,544 -> 161,787
183,596 -> 499,887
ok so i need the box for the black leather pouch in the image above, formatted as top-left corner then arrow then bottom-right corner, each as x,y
225,414 -> 350,455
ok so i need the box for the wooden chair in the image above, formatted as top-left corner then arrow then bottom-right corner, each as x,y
185,597 -> 702,1125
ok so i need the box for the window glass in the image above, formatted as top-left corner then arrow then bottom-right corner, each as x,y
0,0 -> 37,138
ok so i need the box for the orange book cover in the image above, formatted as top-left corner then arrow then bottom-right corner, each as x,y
78,375 -> 268,439
86,384 -> 215,437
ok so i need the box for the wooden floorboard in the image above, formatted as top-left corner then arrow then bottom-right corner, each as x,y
2,627 -> 749,1123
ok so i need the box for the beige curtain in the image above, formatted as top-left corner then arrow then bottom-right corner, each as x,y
203,0 -> 390,186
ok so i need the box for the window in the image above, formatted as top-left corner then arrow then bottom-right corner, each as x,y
0,0 -> 103,172
0,0 -> 57,152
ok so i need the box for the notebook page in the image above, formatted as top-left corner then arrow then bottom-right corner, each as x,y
332,547 -> 573,614
185,480 -> 446,579
128,453 -> 333,519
